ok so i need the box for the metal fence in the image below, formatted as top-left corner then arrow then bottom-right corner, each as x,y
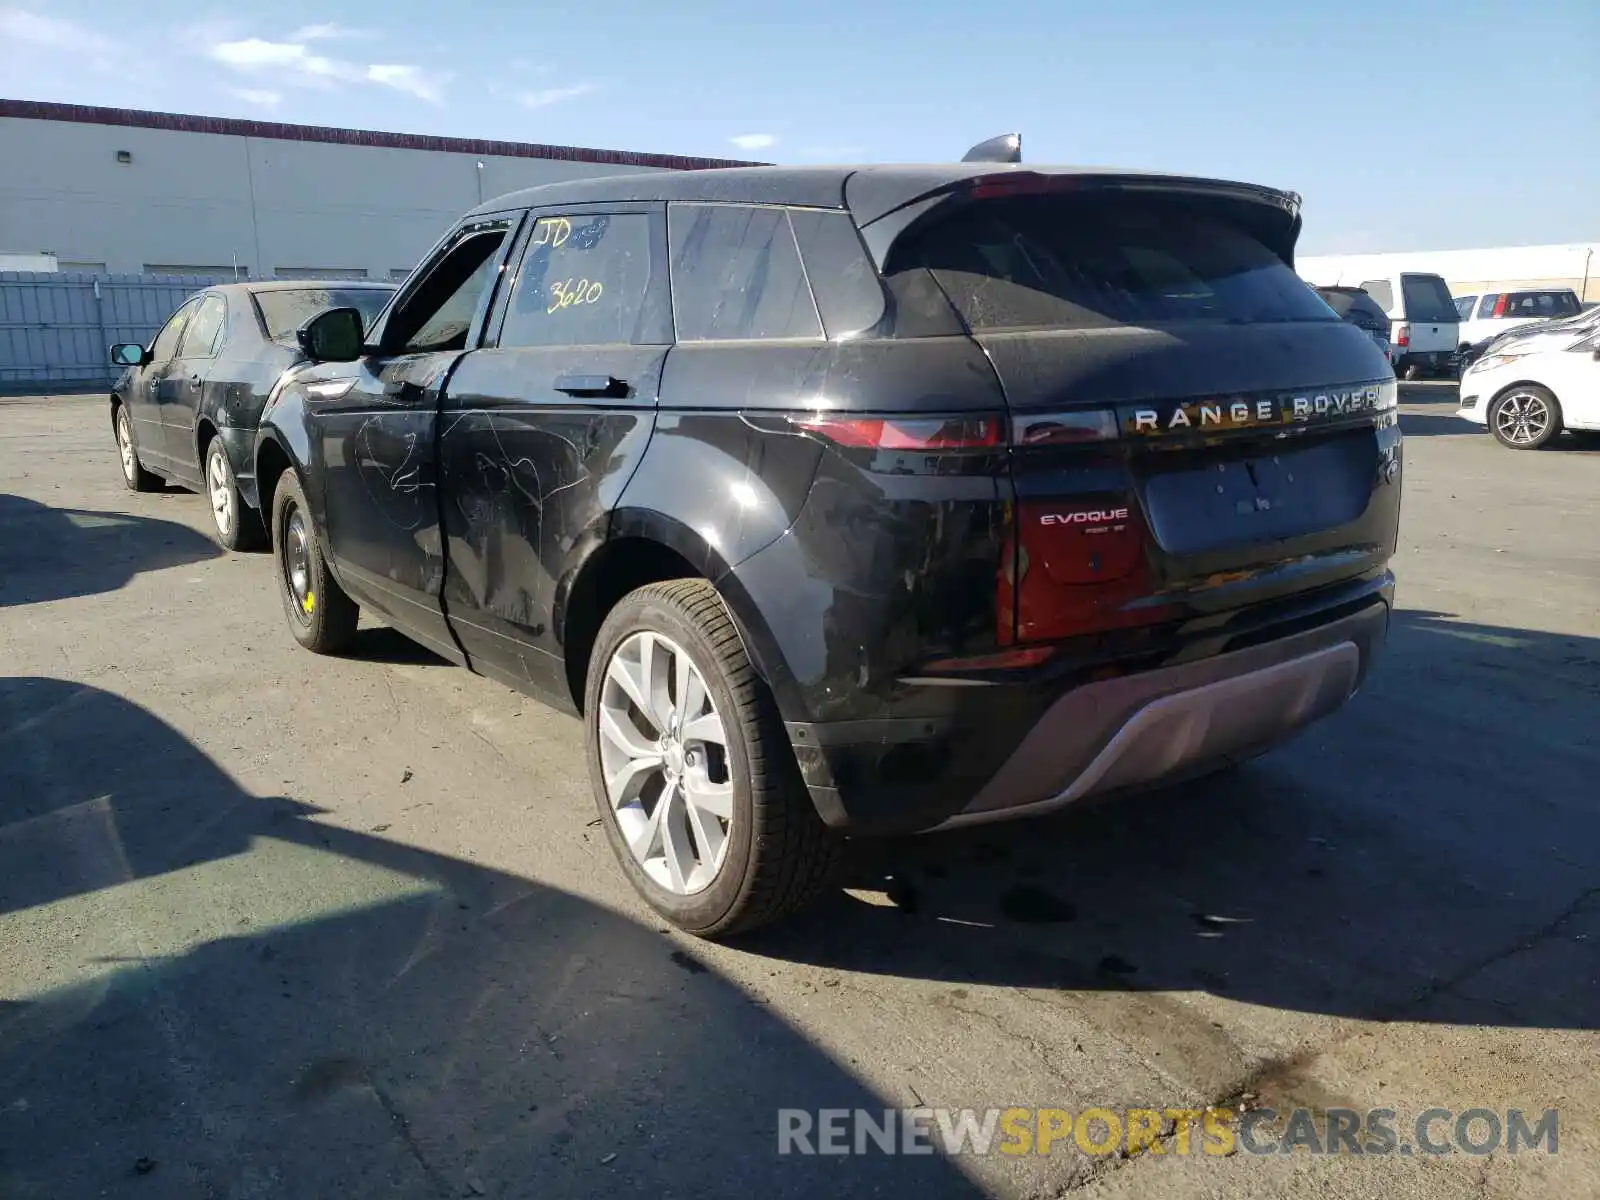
0,271 -> 246,394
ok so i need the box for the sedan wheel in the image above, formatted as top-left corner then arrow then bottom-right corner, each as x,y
1490,386 -> 1562,450
598,630 -> 733,896
115,407 -> 161,492
208,449 -> 235,539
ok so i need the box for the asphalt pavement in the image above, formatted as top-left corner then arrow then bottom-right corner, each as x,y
1,387 -> 1596,1198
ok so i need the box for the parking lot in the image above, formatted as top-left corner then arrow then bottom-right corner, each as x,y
1,386 -> 1596,1198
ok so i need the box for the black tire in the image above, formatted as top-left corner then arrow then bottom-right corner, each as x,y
584,579 -> 840,938
114,403 -> 162,493
204,438 -> 267,552
1488,385 -> 1563,450
270,467 -> 359,653
1402,361 -> 1423,382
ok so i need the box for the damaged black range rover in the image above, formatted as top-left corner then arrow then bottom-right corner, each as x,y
257,162 -> 1400,936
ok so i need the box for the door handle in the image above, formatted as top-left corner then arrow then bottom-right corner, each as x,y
189,374 -> 202,387
554,374 -> 629,398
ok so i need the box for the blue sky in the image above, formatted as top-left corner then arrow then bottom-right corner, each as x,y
3,0 -> 1596,254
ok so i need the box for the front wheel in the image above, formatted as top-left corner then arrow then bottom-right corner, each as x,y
584,579 -> 840,937
114,405 -> 162,493
1489,385 -> 1563,450
204,439 -> 266,551
271,468 -> 359,653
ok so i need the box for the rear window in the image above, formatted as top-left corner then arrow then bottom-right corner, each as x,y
254,288 -> 394,342
1399,274 -> 1458,323
1358,279 -> 1395,312
1502,291 -> 1582,319
891,194 -> 1335,331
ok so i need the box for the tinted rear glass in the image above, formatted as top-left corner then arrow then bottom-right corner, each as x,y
255,288 -> 394,342
892,195 -> 1334,331
1503,291 -> 1581,319
1327,291 -> 1388,329
1399,274 -> 1457,323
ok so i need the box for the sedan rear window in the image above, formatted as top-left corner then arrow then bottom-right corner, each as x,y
888,194 -> 1335,331
254,288 -> 394,342
1399,274 -> 1458,323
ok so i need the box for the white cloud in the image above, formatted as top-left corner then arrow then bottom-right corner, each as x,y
207,34 -> 443,103
289,22 -> 364,41
230,87 -> 282,111
0,8 -> 116,64
516,83 -> 594,109
367,64 -> 444,104
729,133 -> 776,151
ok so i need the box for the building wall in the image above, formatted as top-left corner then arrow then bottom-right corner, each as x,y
1298,243 -> 1600,303
0,110 -> 714,279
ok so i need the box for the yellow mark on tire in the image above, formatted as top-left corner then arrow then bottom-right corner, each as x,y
304,590 -> 315,614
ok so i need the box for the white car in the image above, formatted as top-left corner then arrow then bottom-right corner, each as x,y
1453,288 -> 1584,366
1457,326 -> 1600,449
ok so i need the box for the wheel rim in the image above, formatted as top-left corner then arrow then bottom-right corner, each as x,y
1494,391 -> 1550,445
598,630 -> 733,896
117,411 -> 135,482
208,450 -> 234,537
282,504 -> 314,622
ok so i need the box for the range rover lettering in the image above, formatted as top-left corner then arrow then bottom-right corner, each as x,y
255,162 -> 1401,936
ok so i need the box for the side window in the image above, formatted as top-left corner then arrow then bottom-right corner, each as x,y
179,295 -> 227,358
668,204 -> 823,341
1359,279 -> 1394,312
1454,295 -> 1476,319
382,226 -> 510,355
1477,294 -> 1500,318
499,213 -> 663,348
149,299 -> 199,363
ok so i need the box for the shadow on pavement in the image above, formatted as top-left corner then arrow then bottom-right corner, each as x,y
0,494 -> 220,608
749,610 -> 1600,1033
0,677 -> 981,1197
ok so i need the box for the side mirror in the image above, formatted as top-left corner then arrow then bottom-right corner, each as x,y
110,343 -> 146,367
297,307 -> 366,363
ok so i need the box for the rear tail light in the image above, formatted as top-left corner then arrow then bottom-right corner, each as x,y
1395,324 -> 1411,348
787,414 -> 1004,450
1491,295 -> 1508,318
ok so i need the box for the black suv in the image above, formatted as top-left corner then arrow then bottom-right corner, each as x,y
257,164 -> 1401,936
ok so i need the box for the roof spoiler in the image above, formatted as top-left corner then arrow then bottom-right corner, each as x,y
961,133 -> 1022,164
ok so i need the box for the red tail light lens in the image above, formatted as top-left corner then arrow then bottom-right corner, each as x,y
1395,324 -> 1411,348
788,414 -> 1004,450
1491,294 -> 1508,318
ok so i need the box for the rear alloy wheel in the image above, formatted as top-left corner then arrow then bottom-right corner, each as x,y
1490,385 -> 1562,450
271,468 -> 359,653
204,439 -> 266,551
585,579 -> 839,937
115,405 -> 162,492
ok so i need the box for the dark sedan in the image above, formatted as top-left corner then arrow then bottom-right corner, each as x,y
110,281 -> 395,549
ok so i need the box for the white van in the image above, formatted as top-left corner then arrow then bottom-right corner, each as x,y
1344,273 -> 1458,379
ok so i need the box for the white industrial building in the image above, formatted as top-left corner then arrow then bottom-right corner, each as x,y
0,99 -> 752,279
1299,243 -> 1599,303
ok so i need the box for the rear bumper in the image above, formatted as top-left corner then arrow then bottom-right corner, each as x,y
1396,350 -> 1452,374
794,575 -> 1391,835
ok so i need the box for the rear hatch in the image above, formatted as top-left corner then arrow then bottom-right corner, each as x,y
1397,273 -> 1458,354
877,178 -> 1401,645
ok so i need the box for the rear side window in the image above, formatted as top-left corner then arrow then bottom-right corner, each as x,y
500,213 -> 664,347
668,204 -> 823,341
179,294 -> 227,358
1454,295 -> 1477,319
1399,274 -> 1457,322
1359,279 -> 1395,312
892,194 -> 1336,331
1476,294 -> 1501,318
150,298 -> 199,363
